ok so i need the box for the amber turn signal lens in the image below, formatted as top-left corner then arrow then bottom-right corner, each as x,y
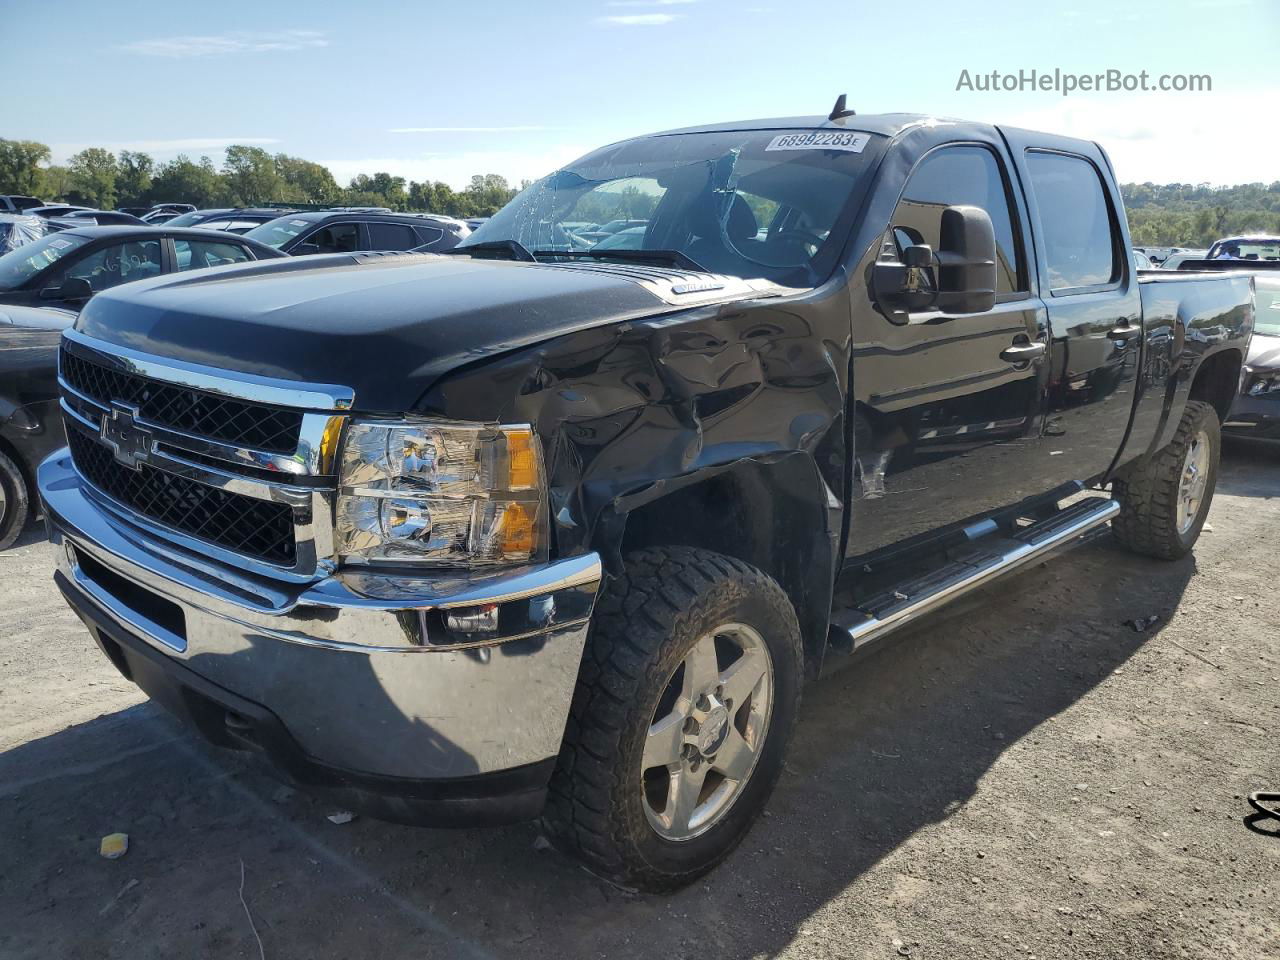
505,429 -> 538,491
500,501 -> 536,558
319,416 -> 345,473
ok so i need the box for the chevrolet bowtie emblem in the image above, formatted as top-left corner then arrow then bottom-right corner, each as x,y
100,402 -> 152,470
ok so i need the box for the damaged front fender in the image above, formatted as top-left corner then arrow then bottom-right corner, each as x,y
420,281 -> 853,674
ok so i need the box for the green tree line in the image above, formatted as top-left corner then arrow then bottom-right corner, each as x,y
1122,181 -> 1280,247
0,139 -> 525,218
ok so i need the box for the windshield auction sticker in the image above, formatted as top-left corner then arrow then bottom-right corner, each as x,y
765,131 -> 870,153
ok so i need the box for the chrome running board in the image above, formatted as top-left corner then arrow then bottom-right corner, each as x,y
832,496 -> 1120,653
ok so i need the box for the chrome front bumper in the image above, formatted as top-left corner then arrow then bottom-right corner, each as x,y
40,449 -> 601,788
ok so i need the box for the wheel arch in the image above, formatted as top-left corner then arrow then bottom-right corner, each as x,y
1187,347 -> 1243,423
608,452 -> 838,678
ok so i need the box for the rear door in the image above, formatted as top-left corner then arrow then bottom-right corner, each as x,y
1003,132 -> 1143,483
848,138 -> 1052,558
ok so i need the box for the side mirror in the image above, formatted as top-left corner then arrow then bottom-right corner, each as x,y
871,245 -> 937,319
934,205 -> 997,314
292,242 -> 321,256
40,276 -> 94,303
871,205 -> 998,320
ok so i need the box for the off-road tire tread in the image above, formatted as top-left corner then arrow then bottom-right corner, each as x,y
541,545 -> 801,892
1111,400 -> 1218,560
0,450 -> 29,551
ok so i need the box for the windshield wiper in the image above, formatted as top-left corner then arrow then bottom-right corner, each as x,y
531,248 -> 709,272
446,239 -> 537,263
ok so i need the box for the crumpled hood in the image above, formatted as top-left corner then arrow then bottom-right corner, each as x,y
74,253 -> 774,411
1247,332 -> 1280,371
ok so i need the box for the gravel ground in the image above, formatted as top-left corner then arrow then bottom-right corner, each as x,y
1,439 -> 1277,960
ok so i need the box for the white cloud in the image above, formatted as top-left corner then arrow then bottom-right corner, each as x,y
120,30 -> 327,58
320,143 -> 591,192
597,13 -> 683,25
389,126 -> 556,134
49,137 -> 280,164
1000,91 -> 1280,184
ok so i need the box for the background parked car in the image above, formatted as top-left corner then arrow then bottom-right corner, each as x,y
574,218 -> 648,243
1225,275 -> 1280,439
1133,249 -> 1155,269
1160,249 -> 1209,270
0,226 -> 286,311
27,205 -> 95,220
0,214 -> 47,255
0,196 -> 44,214
163,207 -> 299,234
0,302 -> 76,547
141,203 -> 197,224
1207,235 -> 1280,261
592,224 -> 648,250
48,210 -> 149,227
244,210 -> 467,255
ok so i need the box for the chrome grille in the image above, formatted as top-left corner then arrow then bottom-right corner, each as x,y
67,430 -> 297,565
57,333 -> 353,580
60,347 -> 302,453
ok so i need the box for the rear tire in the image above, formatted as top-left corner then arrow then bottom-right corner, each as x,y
1112,400 -> 1219,560
0,450 -> 29,550
542,546 -> 803,893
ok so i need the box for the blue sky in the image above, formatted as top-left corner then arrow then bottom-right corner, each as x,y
4,0 -> 1276,187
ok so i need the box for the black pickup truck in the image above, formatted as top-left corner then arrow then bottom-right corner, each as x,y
38,109 -> 1253,892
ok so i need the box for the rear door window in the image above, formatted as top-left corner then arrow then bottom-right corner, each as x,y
413,225 -> 445,248
1024,151 -> 1120,292
367,222 -> 418,250
174,238 -> 254,271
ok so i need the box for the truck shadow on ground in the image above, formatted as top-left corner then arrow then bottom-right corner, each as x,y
1219,436 -> 1280,497
0,525 -> 1199,960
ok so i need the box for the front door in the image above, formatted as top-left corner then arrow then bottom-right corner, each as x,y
848,141 -> 1053,558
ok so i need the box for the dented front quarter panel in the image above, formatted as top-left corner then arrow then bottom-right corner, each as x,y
418,280 -> 854,662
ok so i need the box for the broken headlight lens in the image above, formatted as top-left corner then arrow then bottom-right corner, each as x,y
335,420 -> 546,566
1245,367 -> 1280,396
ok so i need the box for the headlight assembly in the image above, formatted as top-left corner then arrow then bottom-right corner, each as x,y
1246,367 -> 1280,396
335,420 -> 546,566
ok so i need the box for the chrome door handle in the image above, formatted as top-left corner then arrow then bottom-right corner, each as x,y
1108,323 -> 1142,342
999,341 -> 1046,363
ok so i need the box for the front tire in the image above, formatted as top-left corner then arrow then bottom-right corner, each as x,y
0,450 -> 30,550
1112,399 -> 1219,560
542,546 -> 803,892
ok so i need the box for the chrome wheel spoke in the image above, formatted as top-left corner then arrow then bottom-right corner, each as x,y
666,764 -> 708,835
643,711 -> 688,770
712,728 -> 756,781
680,634 -> 720,700
720,648 -> 767,707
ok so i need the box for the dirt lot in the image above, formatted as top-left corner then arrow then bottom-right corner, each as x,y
2,439 -> 1277,960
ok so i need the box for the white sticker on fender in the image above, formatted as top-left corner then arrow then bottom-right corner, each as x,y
765,131 -> 870,153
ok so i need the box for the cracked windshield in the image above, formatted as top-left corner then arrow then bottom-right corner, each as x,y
462,129 -> 876,285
